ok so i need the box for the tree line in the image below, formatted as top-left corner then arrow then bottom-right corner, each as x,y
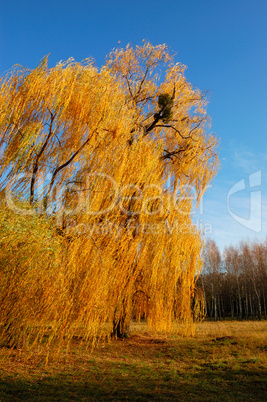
198,239 -> 267,320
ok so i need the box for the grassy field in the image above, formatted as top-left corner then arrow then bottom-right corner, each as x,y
0,321 -> 266,401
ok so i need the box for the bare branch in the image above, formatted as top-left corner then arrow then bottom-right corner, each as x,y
45,130 -> 96,203
189,121 -> 202,135
160,147 -> 188,161
153,124 -> 198,142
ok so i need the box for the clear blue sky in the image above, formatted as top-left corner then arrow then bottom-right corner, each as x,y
0,0 -> 266,251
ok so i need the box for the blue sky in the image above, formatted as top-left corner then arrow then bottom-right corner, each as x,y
0,0 -> 266,251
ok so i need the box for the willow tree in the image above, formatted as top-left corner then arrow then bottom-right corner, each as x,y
0,42 -> 219,349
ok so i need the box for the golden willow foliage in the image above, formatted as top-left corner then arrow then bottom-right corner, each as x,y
0,42 -> 219,350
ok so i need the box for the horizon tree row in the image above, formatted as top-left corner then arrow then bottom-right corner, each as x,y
198,239 -> 267,321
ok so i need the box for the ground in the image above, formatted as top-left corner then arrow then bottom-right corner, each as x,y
0,321 -> 266,401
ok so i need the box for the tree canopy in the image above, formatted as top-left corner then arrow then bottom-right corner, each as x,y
0,42 -> 219,350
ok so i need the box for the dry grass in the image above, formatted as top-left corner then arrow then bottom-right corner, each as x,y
0,320 -> 266,401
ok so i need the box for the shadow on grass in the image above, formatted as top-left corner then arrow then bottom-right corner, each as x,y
1,361 -> 266,401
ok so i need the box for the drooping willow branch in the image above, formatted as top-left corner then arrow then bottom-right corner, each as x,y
44,130 -> 96,208
30,108 -> 55,205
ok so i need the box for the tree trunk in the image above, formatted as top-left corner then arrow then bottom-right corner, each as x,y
230,295 -> 234,319
112,313 -> 131,338
214,296 -> 218,321
245,291 -> 249,319
112,300 -> 131,339
253,281 -> 262,320
237,280 -> 242,320
261,285 -> 266,318
201,276 -> 207,316
249,292 -> 254,318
